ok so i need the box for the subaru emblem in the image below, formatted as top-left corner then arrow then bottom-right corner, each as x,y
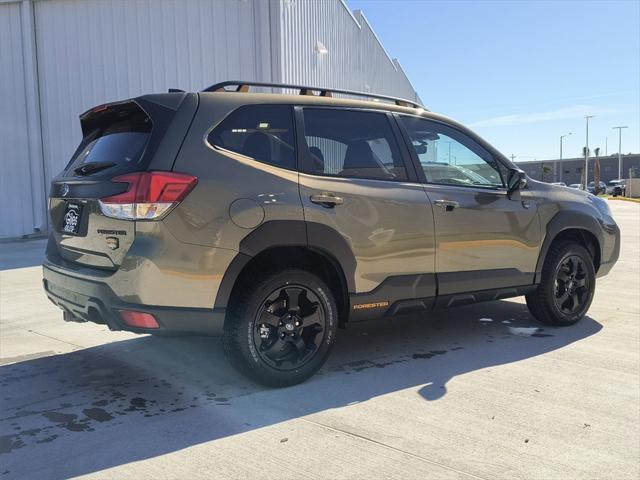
61,184 -> 70,197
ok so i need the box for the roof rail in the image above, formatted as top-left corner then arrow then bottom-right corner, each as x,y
202,80 -> 425,109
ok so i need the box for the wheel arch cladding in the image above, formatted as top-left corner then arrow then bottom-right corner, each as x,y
213,221 -> 355,323
535,211 -> 603,281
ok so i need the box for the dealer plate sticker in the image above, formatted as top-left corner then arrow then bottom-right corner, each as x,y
61,203 -> 83,235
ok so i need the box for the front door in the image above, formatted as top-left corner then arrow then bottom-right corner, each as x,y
398,115 -> 541,295
296,107 -> 436,301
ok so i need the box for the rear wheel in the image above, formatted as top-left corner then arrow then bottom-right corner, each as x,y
223,269 -> 337,387
526,242 -> 595,326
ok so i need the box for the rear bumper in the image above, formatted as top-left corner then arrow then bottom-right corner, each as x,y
42,264 -> 225,335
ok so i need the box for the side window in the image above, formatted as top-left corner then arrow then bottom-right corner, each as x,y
300,108 -> 408,181
399,116 -> 505,188
208,104 -> 296,170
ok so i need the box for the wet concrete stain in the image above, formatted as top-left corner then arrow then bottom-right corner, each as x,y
42,412 -> 91,432
83,408 -> 114,423
6,410 -> 35,420
35,434 -> 58,444
412,350 -> 447,359
0,436 -> 24,454
2,358 -> 250,456
125,397 -> 147,411
329,344 -> 471,374
1,320 -> 560,457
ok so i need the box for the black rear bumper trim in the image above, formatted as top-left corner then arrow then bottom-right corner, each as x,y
42,265 -> 225,336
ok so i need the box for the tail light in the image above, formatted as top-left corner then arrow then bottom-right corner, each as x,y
120,310 -> 159,329
99,171 -> 197,220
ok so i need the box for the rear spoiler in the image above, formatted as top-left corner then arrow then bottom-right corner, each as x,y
79,93 -> 191,138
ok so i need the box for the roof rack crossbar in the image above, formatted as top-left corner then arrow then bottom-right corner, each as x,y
202,80 -> 424,109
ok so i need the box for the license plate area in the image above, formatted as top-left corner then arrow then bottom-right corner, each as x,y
60,202 -> 85,236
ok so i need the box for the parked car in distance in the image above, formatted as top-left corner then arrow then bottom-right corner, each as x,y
587,181 -> 607,195
42,81 -> 621,386
568,183 -> 583,189
606,179 -> 626,197
551,182 -> 567,187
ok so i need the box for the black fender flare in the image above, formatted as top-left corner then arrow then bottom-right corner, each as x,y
214,220 -> 356,309
535,210 -> 603,281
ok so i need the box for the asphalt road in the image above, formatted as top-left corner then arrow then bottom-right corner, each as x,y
1,201 -> 638,479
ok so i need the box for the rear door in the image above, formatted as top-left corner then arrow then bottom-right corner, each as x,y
48,94 -> 197,269
296,107 -> 436,301
397,115 -> 541,295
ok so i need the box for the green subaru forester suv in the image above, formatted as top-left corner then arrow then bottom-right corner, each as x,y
43,81 -> 620,386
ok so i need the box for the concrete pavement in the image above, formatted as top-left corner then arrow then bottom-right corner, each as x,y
0,201 -> 638,479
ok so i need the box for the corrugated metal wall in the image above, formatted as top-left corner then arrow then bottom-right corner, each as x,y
33,0 -> 272,216
278,1 -> 419,102
0,1 -> 39,238
0,0 -> 420,238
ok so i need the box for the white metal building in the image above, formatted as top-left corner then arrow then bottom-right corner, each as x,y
0,0 -> 420,239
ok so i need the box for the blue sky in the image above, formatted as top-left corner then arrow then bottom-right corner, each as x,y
347,0 -> 639,161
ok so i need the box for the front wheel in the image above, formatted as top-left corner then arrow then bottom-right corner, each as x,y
223,269 -> 338,387
526,242 -> 596,326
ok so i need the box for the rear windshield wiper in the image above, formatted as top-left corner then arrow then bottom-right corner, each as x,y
74,161 -> 116,176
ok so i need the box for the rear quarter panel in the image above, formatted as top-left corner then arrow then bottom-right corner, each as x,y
165,94 -> 303,250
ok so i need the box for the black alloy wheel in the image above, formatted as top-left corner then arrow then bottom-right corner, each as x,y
526,241 -> 595,326
253,285 -> 326,370
223,269 -> 338,387
553,255 -> 590,315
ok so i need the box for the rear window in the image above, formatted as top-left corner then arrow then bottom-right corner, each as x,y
207,104 -> 296,170
68,105 -> 152,175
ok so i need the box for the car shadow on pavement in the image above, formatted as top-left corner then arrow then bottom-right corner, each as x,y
0,299 -> 602,479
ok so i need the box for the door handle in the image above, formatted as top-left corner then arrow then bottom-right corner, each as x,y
434,199 -> 459,212
310,193 -> 344,208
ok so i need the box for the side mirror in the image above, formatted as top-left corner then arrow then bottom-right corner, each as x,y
507,168 -> 527,192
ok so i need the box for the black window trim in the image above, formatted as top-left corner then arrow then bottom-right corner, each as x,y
394,113 -> 509,191
293,105 -> 419,183
205,103 -> 298,172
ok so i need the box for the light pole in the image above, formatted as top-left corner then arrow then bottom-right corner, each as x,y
559,132 -> 572,183
612,126 -> 628,180
584,115 -> 594,189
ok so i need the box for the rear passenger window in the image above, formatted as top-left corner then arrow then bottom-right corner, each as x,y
208,105 -> 296,170
300,109 -> 408,181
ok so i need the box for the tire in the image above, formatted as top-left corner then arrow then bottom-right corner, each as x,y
526,241 -> 595,326
223,269 -> 338,387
